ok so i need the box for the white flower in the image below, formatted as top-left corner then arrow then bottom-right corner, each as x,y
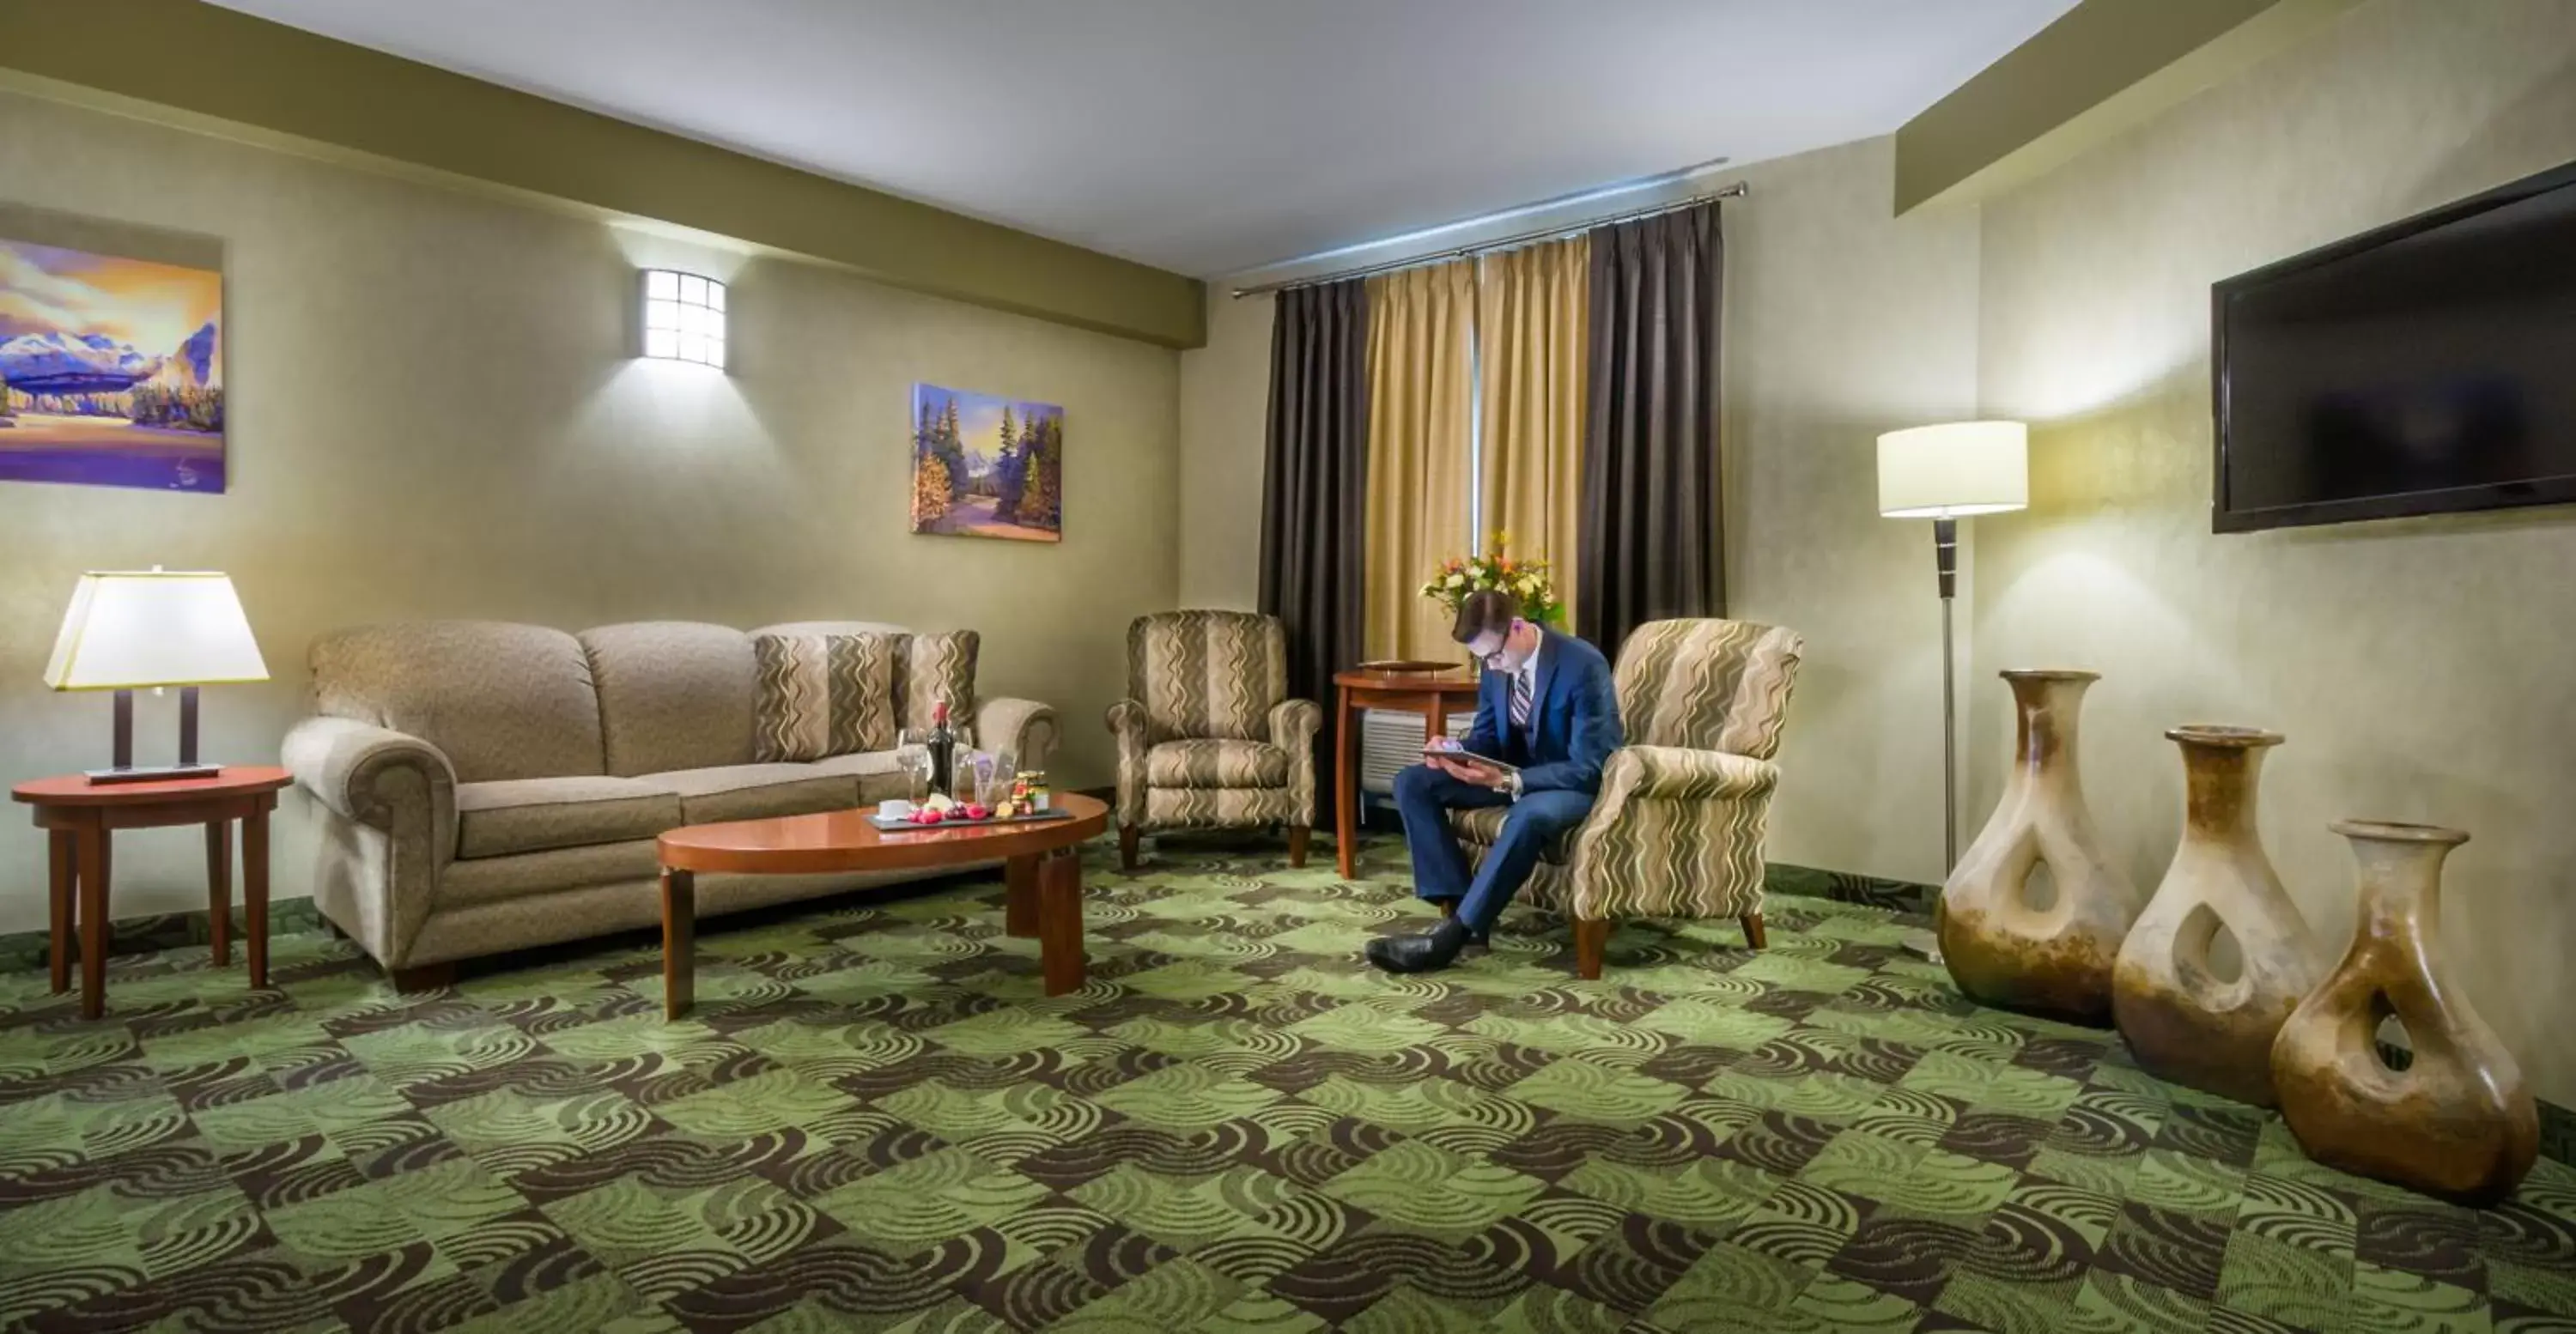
1446,573 -> 1466,588
1517,576 -> 1538,594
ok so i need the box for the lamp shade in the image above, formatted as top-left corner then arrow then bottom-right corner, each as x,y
1877,421 -> 2029,518
43,571 -> 269,691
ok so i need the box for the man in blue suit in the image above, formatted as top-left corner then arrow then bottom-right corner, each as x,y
1367,589 -> 1623,973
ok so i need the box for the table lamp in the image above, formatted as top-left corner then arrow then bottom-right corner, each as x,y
1877,421 -> 2027,870
43,569 -> 270,784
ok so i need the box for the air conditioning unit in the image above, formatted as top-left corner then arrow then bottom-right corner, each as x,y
1358,707 -> 1473,799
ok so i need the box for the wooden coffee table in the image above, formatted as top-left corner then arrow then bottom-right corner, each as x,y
654,794 -> 1109,1018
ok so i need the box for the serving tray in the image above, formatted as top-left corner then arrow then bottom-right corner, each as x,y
869,806 -> 1076,832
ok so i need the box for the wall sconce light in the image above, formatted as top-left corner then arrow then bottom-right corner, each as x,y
642,270 -> 726,368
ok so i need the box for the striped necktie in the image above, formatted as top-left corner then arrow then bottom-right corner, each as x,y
1510,666 -> 1533,732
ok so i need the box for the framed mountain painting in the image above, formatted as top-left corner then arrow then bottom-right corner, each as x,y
908,381 -> 1062,543
0,235 -> 224,493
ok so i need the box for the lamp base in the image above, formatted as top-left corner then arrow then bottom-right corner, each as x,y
85,762 -> 224,785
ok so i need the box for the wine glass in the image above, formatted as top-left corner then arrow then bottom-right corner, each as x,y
894,731 -> 935,803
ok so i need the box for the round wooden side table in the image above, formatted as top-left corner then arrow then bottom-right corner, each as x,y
1331,666 -> 1482,880
11,765 -> 292,1020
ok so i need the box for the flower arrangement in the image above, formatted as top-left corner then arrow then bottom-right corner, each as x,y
1419,531 -> 1564,626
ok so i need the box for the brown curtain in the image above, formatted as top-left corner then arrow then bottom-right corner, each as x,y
1259,279 -> 1370,794
1364,259 -> 1477,662
1477,235 -> 1590,628
1578,203 -> 1722,658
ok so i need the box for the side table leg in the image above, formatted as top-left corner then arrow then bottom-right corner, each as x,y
1038,846 -> 1085,997
48,831 -> 73,996
244,808 -> 270,991
76,826 -> 110,1020
1005,854 -> 1038,937
662,867 -> 696,1020
207,821 -> 234,967
1334,684 -> 1357,879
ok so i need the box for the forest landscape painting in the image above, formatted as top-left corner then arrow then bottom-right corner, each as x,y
909,381 -> 1062,543
0,235 -> 225,493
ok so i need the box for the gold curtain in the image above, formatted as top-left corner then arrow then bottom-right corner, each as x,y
1476,234 -> 1589,628
1363,260 -> 1477,662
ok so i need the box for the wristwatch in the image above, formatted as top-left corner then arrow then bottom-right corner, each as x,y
1505,771 -> 1524,800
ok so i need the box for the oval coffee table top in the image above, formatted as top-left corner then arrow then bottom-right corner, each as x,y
658,793 -> 1109,875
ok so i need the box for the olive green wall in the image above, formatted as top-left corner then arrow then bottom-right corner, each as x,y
1969,0 -> 2576,1107
0,90 -> 1182,933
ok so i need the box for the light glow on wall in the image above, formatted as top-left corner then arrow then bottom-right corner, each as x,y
641,270 -> 726,369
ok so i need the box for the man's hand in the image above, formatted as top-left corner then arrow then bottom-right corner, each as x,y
1428,755 -> 1511,789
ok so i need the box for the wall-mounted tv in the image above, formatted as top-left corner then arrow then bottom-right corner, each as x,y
2213,158 -> 2576,533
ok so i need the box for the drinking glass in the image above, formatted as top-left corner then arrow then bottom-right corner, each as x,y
895,731 -> 935,803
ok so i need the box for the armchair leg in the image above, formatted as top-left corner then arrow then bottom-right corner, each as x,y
1572,917 -> 1607,980
1740,913 -> 1767,950
1118,823 -> 1140,872
1286,824 -> 1309,868
389,961 -> 455,993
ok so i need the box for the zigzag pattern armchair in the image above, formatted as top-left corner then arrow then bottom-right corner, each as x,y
1451,618 -> 1803,977
1105,611 -> 1321,869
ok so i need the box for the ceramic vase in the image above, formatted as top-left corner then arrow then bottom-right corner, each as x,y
2111,727 -> 2322,1106
2270,820 -> 2537,1205
1939,670 -> 2141,1024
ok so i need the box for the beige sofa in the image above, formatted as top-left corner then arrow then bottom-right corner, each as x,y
281,619 -> 1055,984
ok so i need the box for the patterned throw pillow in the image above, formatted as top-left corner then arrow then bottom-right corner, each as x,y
752,633 -> 898,761
899,629 -> 980,736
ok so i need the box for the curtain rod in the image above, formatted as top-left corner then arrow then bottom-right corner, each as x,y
1228,180 -> 1746,299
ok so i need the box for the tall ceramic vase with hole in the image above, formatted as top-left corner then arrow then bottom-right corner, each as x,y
1939,670 -> 2141,1024
2111,727 -> 2322,1106
2270,821 -> 2537,1205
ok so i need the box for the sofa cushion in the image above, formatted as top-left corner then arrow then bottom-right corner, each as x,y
752,633 -> 899,761
454,776 -> 681,859
312,622 -> 604,782
641,764 -> 861,825
582,622 -> 759,777
900,630 -> 980,735
437,840 -> 663,910
1145,739 -> 1289,789
808,750 -> 913,804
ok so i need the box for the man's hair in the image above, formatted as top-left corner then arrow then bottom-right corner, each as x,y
1450,589 -> 1518,645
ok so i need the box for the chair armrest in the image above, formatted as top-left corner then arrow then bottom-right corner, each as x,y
283,715 -> 458,847
1268,699 -> 1323,828
1601,745 -> 1777,803
974,695 -> 1058,772
1104,700 -> 1151,827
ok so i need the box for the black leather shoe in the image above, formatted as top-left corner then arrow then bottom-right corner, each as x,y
1366,921 -> 1475,973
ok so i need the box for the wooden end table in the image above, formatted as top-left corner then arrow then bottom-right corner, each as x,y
655,793 -> 1111,1019
1332,667 -> 1481,879
12,765 -> 291,1020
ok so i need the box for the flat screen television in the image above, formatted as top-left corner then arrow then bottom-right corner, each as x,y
2212,158 -> 2576,533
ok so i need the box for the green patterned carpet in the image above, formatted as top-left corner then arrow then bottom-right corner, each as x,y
3,836 -> 2573,1333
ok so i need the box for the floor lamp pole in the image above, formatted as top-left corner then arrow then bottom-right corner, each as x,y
1935,515 -> 1959,871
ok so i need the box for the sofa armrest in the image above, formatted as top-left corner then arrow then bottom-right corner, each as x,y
974,695 -> 1059,772
1104,700 -> 1151,828
283,716 -> 459,967
1268,699 -> 1323,827
1567,745 -> 1779,922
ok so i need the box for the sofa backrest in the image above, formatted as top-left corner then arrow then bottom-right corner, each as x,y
1124,610 -> 1285,743
311,622 -> 605,782
580,622 -> 762,778
1612,618 -> 1805,761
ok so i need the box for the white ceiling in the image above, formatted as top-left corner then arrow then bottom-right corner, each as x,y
211,0 -> 2075,278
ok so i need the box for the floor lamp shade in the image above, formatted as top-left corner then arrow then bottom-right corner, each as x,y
1878,421 -> 2029,518
44,571 -> 268,784
45,572 -> 269,690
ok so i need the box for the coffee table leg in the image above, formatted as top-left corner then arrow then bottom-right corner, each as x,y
48,831 -> 73,995
662,867 -> 696,1020
77,825 -> 110,1020
1038,846 -> 1085,996
207,821 -> 233,967
1005,853 -> 1039,937
244,807 -> 270,991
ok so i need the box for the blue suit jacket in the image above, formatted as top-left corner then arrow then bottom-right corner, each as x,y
1460,628 -> 1623,797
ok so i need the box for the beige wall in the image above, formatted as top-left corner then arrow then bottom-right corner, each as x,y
0,91 -> 1181,933
1177,288 -> 1273,609
1971,0 -> 2576,1105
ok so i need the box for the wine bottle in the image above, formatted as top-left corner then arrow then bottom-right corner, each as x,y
928,699 -> 956,797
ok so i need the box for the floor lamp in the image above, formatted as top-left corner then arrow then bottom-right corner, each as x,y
1877,421 -> 2028,954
